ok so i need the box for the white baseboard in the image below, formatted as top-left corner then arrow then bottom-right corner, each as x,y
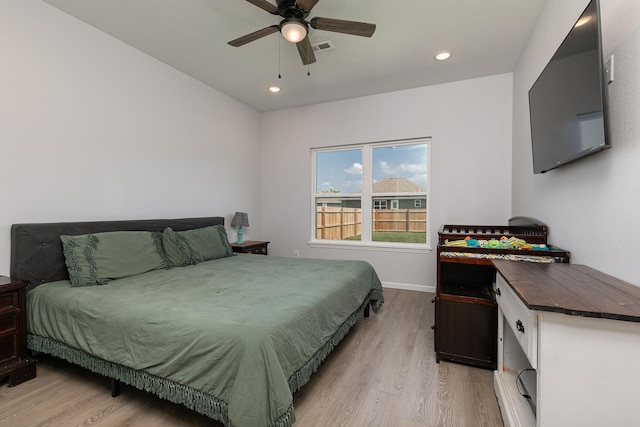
382,281 -> 435,293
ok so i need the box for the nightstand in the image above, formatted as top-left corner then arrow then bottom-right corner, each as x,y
0,276 -> 37,386
231,240 -> 270,255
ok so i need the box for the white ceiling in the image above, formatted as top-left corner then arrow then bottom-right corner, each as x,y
43,0 -> 546,112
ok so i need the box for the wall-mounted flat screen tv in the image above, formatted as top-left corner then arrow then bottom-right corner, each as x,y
529,0 -> 610,174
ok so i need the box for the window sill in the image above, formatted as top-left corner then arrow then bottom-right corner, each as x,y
308,239 -> 432,254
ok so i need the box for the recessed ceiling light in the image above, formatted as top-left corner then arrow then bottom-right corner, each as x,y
268,86 -> 281,93
435,51 -> 452,61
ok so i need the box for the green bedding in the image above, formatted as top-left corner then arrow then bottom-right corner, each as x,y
26,254 -> 384,427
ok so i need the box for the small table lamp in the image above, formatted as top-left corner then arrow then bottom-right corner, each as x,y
231,212 -> 249,244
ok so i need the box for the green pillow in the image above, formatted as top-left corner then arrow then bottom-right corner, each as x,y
161,227 -> 192,267
61,231 -> 168,287
162,225 -> 233,267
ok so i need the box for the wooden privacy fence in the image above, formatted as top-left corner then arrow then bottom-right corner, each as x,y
374,209 -> 427,232
316,207 -> 426,240
316,207 -> 361,240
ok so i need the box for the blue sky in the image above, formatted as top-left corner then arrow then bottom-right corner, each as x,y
316,143 -> 428,193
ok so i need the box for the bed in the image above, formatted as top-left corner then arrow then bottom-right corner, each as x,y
10,217 -> 384,427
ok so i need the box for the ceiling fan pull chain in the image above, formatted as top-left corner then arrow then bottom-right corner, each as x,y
278,35 -> 282,79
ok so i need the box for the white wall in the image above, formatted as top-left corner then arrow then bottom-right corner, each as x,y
512,0 -> 640,285
261,74 -> 513,291
0,0 -> 262,275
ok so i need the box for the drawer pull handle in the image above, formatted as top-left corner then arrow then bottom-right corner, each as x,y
516,319 -> 525,333
496,288 -> 501,296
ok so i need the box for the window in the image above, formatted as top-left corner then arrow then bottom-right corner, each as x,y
313,138 -> 430,247
374,200 -> 388,210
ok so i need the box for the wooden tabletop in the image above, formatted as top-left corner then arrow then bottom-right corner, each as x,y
493,260 -> 640,323
230,240 -> 268,247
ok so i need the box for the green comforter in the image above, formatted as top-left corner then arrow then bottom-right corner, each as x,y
27,255 -> 384,427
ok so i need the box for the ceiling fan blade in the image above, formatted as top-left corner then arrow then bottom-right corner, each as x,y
296,36 -> 317,65
295,0 -> 320,12
310,17 -> 376,37
228,25 -> 279,47
245,0 -> 279,15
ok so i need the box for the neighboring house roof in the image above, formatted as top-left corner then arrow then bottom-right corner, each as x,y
317,177 -> 425,198
372,177 -> 425,193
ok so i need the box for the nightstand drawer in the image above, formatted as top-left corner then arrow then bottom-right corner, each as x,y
0,291 -> 18,310
0,312 -> 17,335
0,276 -> 37,385
0,333 -> 18,364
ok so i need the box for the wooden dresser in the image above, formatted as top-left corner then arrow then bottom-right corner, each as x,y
434,217 -> 569,369
0,276 -> 36,386
493,260 -> 640,426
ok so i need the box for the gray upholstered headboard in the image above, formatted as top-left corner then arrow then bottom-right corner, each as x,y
10,217 -> 225,292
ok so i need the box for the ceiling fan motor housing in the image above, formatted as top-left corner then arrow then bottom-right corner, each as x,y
276,0 -> 310,19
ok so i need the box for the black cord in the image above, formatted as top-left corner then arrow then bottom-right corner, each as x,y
516,369 -> 535,399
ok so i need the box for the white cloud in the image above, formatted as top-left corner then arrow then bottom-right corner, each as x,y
379,161 -> 427,176
343,179 -> 362,190
344,162 -> 363,175
318,181 -> 332,191
409,174 -> 428,187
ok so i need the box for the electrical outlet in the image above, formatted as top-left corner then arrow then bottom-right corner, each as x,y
294,250 -> 299,258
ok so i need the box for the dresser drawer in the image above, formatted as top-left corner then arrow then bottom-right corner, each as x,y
496,274 -> 538,368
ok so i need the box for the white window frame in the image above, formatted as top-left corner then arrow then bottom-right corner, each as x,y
311,137 -> 431,252
415,199 -> 422,208
374,200 -> 388,210
390,199 -> 399,210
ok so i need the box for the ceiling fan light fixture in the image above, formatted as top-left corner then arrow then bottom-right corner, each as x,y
280,19 -> 308,43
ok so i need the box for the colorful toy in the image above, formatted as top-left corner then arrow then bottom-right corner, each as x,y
444,239 -> 468,247
445,235 -> 539,250
487,238 -> 501,249
531,244 -> 548,250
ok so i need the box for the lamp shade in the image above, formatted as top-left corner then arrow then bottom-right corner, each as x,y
231,212 -> 249,228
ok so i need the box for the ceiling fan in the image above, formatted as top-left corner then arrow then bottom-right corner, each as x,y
228,0 -> 376,65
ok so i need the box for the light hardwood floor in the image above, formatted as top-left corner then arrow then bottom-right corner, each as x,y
0,289 -> 504,426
